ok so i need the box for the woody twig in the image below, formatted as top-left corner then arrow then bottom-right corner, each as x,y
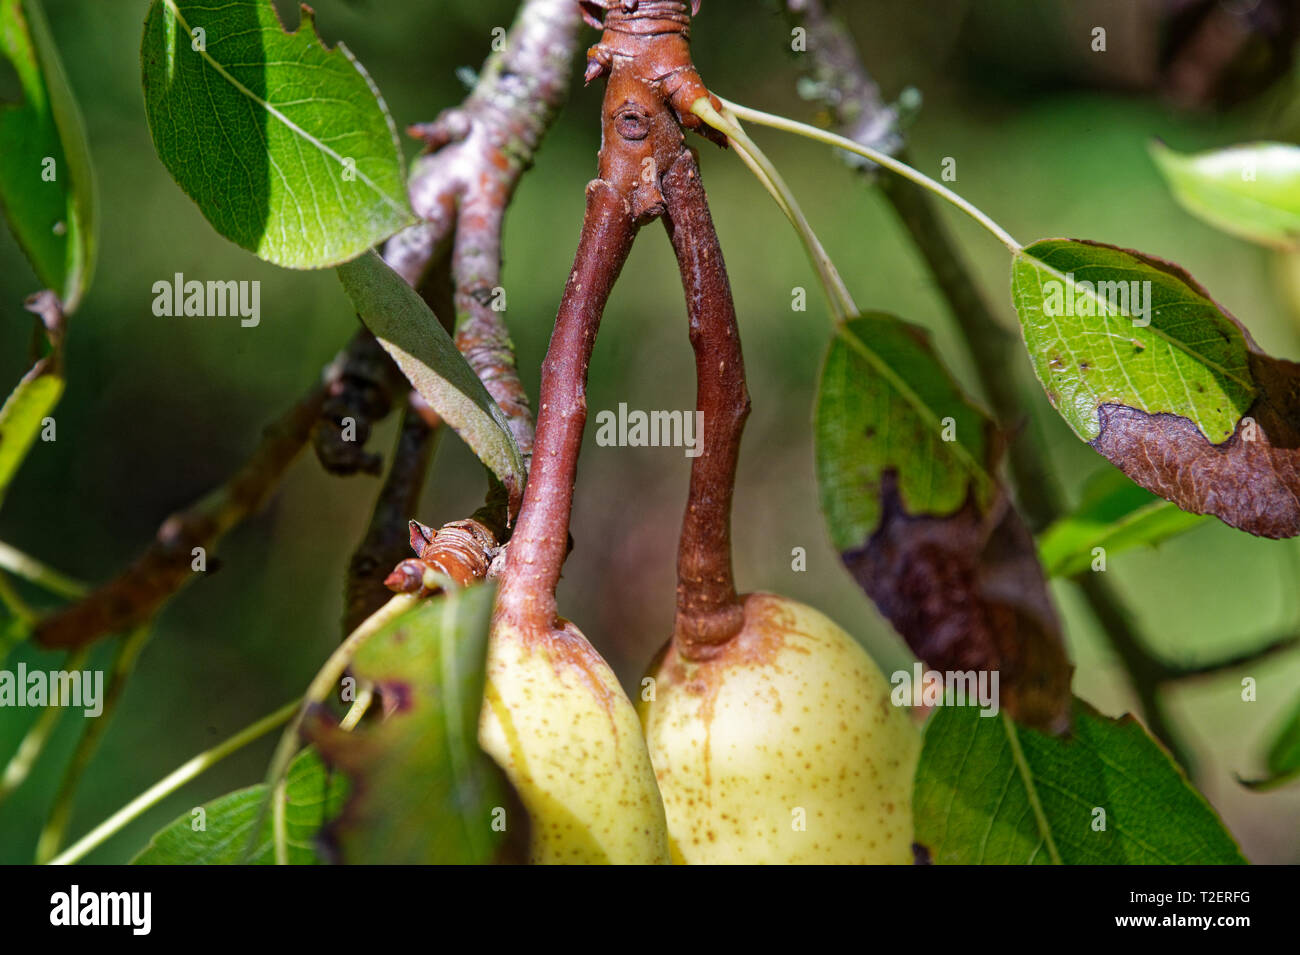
349,0 -> 589,612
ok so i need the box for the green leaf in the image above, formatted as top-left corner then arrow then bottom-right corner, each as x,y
914,702 -> 1246,864
1038,468 -> 1208,577
1240,694 -> 1300,791
816,313 -> 992,550
815,313 -> 1071,732
132,749 -> 346,864
307,583 -> 508,864
0,0 -> 97,310
140,0 -> 413,269
1011,239 -> 1255,444
0,363 -> 61,509
1151,141 -> 1300,249
339,252 -> 525,507
1011,239 -> 1300,539
1266,695 -> 1300,778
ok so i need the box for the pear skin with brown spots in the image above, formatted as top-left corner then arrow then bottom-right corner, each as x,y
480,619 -> 671,864
640,593 -> 919,863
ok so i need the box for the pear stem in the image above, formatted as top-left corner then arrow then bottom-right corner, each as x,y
663,150 -> 750,655
495,181 -> 637,635
499,1 -> 749,648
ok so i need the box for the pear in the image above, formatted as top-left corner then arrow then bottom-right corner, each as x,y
640,593 -> 919,864
479,619 -> 671,864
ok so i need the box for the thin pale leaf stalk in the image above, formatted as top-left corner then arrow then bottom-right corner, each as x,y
35,626 -> 152,863
692,99 -> 856,322
0,572 -> 36,626
338,683 -> 373,731
271,681 -> 368,864
47,700 -> 298,865
0,540 -> 87,600
717,97 -> 1023,254
0,647 -> 91,804
251,594 -> 418,860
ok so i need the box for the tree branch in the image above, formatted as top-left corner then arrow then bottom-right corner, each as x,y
33,357 -> 335,651
384,0 -> 586,468
342,399 -> 440,633
340,0 -> 586,622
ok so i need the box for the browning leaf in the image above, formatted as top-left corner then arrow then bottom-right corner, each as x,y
815,314 -> 1072,733
1091,351 -> 1300,539
843,472 -> 1072,734
1012,239 -> 1300,539
306,584 -> 510,864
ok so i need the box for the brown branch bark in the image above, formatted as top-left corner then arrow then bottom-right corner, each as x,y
384,0 -> 586,467
35,370 -> 331,650
342,399 -> 440,633
339,0 -> 586,623
313,332 -> 406,476
495,180 -> 637,636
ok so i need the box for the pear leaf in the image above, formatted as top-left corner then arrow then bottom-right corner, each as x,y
141,0 -> 413,268
1037,468 -> 1207,578
914,701 -> 1246,864
0,358 -> 61,509
815,313 -> 1071,732
1011,239 -> 1300,539
1151,141 -> 1300,249
306,583 -> 508,864
338,251 -> 525,510
1240,693 -> 1300,791
0,0 -> 97,310
132,749 -> 346,864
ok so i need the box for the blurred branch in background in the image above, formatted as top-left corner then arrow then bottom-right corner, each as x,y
32,357 -> 333,652
343,401 -> 439,633
1160,0 -> 1300,109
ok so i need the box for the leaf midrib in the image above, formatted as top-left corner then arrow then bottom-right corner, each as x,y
1019,251 -> 1256,394
835,321 -> 992,498
1001,713 -> 1062,864
159,0 -> 408,220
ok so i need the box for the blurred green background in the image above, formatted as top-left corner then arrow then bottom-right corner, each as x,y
2,0 -> 1299,863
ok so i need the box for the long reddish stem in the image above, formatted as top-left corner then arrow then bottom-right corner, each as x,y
496,181 -> 637,635
662,151 -> 750,656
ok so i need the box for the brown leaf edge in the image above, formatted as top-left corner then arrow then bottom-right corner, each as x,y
841,469 -> 1073,734
1062,240 -> 1300,539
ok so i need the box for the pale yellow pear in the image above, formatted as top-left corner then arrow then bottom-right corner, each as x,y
479,618 -> 671,864
640,593 -> 919,864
